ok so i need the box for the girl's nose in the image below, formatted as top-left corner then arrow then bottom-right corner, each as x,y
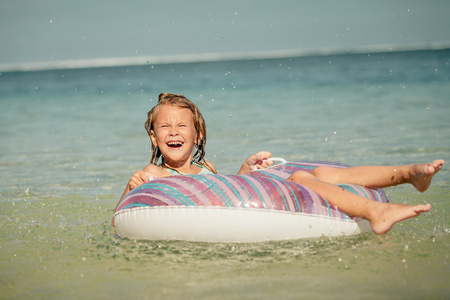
169,128 -> 179,136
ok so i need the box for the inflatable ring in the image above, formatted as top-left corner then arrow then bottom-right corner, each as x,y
113,161 -> 388,242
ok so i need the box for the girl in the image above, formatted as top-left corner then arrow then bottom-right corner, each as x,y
121,93 -> 444,235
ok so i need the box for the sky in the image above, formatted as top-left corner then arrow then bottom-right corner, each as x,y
1,0 -> 449,70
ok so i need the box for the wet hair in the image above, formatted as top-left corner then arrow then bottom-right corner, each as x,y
144,93 -> 215,173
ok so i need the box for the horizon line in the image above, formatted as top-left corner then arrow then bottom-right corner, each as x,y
1,41 -> 450,73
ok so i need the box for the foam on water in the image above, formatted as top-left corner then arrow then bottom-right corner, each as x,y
2,41 -> 450,72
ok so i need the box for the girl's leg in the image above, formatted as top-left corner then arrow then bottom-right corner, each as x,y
311,160 -> 444,192
287,171 -> 431,234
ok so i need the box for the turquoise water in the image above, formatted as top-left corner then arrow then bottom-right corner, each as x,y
1,49 -> 449,299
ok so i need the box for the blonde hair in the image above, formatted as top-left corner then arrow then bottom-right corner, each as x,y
144,93 -> 214,173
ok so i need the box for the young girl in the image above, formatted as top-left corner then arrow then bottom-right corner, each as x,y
121,93 -> 445,235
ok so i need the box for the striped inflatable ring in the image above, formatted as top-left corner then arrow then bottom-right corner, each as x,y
113,161 -> 388,242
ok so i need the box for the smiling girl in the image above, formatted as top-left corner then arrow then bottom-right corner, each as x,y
120,93 -> 216,199
119,93 -> 444,234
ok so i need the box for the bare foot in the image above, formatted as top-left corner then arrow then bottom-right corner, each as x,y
369,203 -> 431,234
409,159 -> 445,193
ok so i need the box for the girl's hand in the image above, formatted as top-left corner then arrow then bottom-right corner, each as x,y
238,151 -> 273,174
116,169 -> 157,217
127,170 -> 155,190
118,167 -> 160,205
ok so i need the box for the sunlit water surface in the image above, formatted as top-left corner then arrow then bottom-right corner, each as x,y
1,50 -> 449,299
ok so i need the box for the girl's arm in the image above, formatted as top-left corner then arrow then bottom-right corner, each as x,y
114,169 -> 152,224
119,169 -> 153,201
119,164 -> 170,201
237,151 -> 273,175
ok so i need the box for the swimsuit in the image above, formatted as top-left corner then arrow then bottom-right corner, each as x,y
164,162 -> 213,176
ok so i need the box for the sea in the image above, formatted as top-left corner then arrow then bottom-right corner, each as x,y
1,49 -> 449,299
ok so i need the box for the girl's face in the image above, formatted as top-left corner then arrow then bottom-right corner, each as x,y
150,104 -> 200,167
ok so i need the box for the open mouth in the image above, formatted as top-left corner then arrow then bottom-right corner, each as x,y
167,141 -> 183,149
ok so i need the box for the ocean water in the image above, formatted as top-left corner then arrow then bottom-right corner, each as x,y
1,49 -> 449,299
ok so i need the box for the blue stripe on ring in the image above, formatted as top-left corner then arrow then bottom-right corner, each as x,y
239,176 -> 268,209
121,203 -> 150,210
322,198 -> 332,218
356,185 -> 383,203
213,175 -> 246,207
263,177 -> 290,212
285,183 -> 302,212
191,175 -> 233,207
135,182 -> 196,206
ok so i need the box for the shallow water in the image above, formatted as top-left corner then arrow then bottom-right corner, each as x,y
1,49 -> 449,299
1,189 -> 448,299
